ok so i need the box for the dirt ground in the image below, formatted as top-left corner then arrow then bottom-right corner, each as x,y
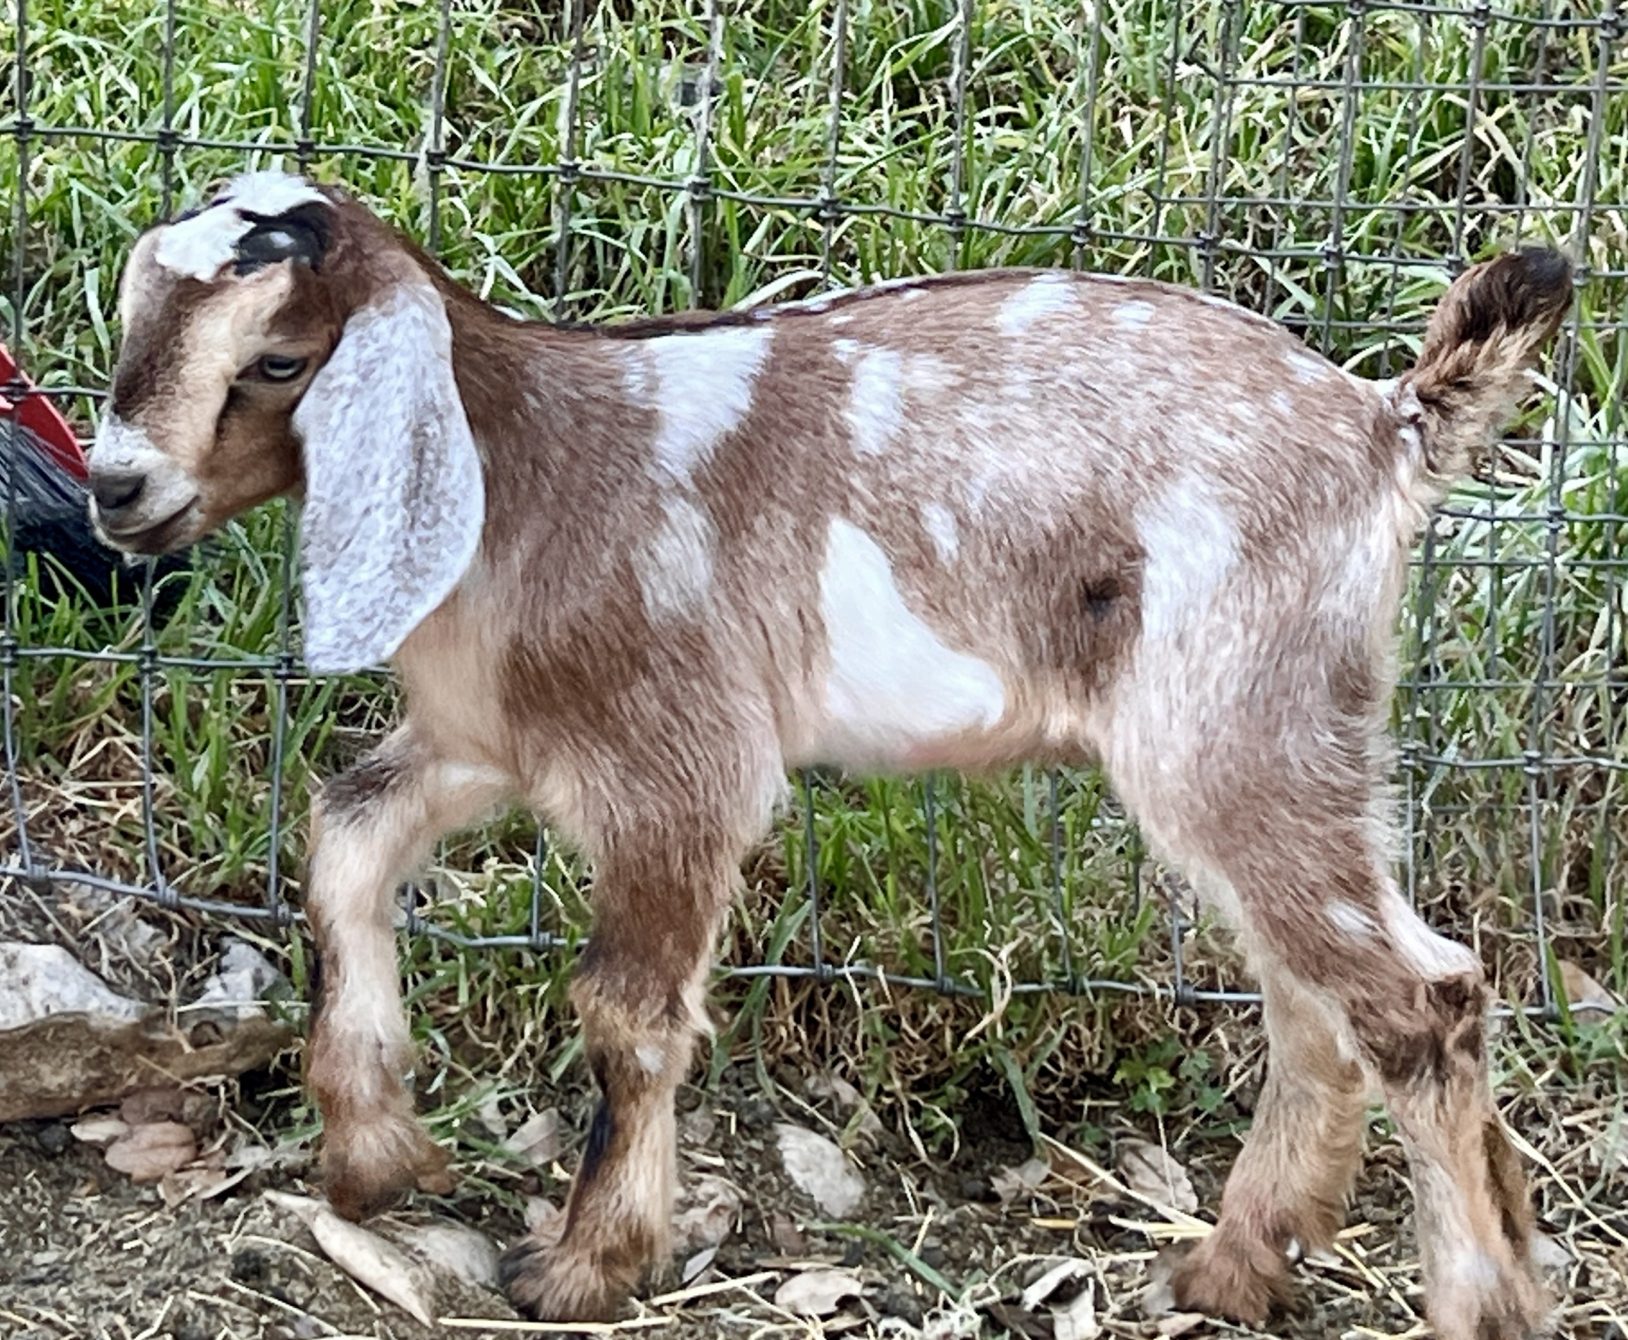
4,1055 -> 1625,1340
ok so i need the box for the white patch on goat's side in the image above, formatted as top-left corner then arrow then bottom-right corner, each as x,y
1135,476 -> 1239,642
920,502 -> 960,564
1111,300 -> 1156,330
997,273 -> 1078,334
847,348 -> 904,456
1381,891 -> 1480,980
1285,347 -> 1330,384
643,325 -> 772,484
1269,390 -> 1295,418
1328,900 -> 1379,939
633,495 -> 717,621
153,171 -> 326,280
817,519 -> 1005,762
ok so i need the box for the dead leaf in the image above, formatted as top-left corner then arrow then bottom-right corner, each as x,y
991,1156 -> 1051,1205
1531,1232 -> 1572,1273
501,1109 -> 560,1168
1020,1257 -> 1090,1311
266,1191 -> 435,1326
1559,960 -> 1620,1013
776,1123 -> 865,1218
1015,1258 -> 1099,1340
104,1121 -> 197,1183
119,1086 -> 188,1127
70,1115 -> 129,1148
681,1245 -> 717,1285
523,1197 -> 565,1246
672,1173 -> 743,1253
769,1210 -> 806,1254
804,1074 -> 886,1145
158,1166 -> 229,1209
1054,1289 -> 1100,1340
1116,1139 -> 1197,1215
1156,1315 -> 1206,1337
774,1267 -> 865,1318
398,1221 -> 500,1290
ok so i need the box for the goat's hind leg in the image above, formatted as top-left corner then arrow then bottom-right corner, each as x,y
1159,818 -> 1547,1339
305,727 -> 508,1219
1168,971 -> 1368,1324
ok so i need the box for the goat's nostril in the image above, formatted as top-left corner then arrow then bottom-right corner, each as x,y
91,470 -> 147,513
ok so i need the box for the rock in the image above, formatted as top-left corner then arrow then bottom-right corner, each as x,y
0,944 -> 147,1030
186,940 -> 287,1025
0,939 -> 292,1121
775,1123 -> 866,1218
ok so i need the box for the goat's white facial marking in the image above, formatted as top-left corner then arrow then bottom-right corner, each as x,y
920,502 -> 960,564
639,326 -> 772,484
846,348 -> 904,456
997,273 -> 1078,335
817,519 -> 1005,764
1112,300 -> 1156,331
152,171 -> 325,281
1135,476 -> 1239,642
633,496 -> 717,622
89,414 -> 201,540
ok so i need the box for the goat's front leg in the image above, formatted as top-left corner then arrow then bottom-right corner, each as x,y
500,833 -> 740,1321
305,726 -> 508,1220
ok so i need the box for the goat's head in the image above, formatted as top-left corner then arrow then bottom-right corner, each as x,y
94,171 -> 484,672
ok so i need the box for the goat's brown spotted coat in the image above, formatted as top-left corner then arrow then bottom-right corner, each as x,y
93,173 -> 1571,1339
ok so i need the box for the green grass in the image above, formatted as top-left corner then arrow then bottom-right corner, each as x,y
1,0 -> 1624,1130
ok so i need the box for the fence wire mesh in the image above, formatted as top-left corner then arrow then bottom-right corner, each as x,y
2,0 -> 1624,1019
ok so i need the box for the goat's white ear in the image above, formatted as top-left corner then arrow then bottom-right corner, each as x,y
292,282 -> 484,674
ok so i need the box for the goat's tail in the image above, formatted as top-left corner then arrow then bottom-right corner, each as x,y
1396,247 -> 1573,485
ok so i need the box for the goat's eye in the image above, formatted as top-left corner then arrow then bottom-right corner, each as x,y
253,354 -> 309,383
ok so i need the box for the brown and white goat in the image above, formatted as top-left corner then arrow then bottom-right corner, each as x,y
90,171 -> 1570,1337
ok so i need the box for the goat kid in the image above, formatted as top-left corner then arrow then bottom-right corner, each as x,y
90,172 -> 1570,1339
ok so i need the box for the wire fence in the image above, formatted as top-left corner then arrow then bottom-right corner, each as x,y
2,0 -> 1624,1019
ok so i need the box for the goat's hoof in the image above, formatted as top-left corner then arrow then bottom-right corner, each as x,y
321,1121 -> 453,1221
1162,1233 -> 1295,1327
499,1237 -> 629,1323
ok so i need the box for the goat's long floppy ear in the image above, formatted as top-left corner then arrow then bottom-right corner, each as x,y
291,282 -> 484,674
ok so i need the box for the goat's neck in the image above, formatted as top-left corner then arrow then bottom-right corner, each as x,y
437,284 -> 631,557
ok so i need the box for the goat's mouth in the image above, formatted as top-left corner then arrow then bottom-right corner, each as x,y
96,499 -> 201,556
